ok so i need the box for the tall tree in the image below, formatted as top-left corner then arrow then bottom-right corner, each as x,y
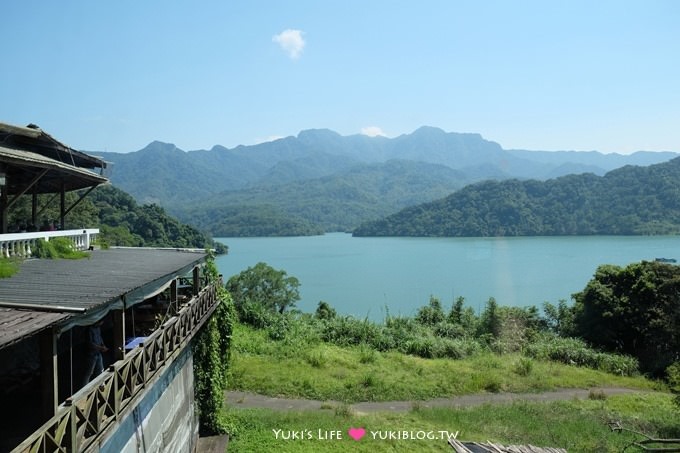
226,262 -> 301,314
573,261 -> 680,375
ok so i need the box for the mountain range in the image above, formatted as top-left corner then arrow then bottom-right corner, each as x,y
94,127 -> 678,235
354,157 -> 680,237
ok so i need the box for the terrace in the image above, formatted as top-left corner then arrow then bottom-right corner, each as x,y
0,247 -> 220,452
0,122 -> 220,451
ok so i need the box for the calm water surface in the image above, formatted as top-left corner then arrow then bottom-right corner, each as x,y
215,233 -> 680,319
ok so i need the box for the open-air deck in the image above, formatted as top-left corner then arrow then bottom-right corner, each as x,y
0,247 -> 220,452
0,121 -> 221,452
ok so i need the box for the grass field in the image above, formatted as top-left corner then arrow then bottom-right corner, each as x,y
223,393 -> 679,452
227,323 -> 660,403
224,323 -> 678,452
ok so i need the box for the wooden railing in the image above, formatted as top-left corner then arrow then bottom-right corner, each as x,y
11,284 -> 219,453
0,229 -> 99,258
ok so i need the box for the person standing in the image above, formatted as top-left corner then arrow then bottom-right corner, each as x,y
82,320 -> 108,387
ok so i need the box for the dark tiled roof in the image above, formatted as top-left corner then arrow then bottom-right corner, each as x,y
0,247 -> 206,348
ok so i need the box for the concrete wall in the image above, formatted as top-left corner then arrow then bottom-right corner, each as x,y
100,345 -> 198,453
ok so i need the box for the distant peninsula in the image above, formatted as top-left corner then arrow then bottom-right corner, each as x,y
353,157 -> 680,237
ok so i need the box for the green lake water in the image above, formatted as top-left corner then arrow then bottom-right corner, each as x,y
215,233 -> 680,319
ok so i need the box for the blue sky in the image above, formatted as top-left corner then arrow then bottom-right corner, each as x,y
1,1 -> 678,154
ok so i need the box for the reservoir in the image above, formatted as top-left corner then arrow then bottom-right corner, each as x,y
215,233 -> 679,319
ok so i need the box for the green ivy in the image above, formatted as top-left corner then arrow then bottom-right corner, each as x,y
193,251 -> 236,435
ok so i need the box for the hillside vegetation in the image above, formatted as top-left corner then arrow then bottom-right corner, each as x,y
354,157 -> 680,237
8,185 -> 226,252
175,160 -> 467,234
223,262 -> 680,451
95,127 -> 678,236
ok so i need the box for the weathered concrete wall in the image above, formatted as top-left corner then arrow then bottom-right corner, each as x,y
100,345 -> 198,453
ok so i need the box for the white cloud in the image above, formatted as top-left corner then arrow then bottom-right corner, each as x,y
360,126 -> 386,137
253,135 -> 285,145
272,29 -> 305,59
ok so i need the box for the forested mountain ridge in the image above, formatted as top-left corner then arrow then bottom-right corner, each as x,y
93,127 -> 679,235
353,157 -> 680,237
95,127 -> 677,206
173,160 -> 468,234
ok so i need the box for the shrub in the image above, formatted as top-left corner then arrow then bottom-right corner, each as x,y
433,321 -> 466,339
513,357 -> 534,376
666,362 -> 680,409
404,336 -> 438,358
33,238 -> 57,259
358,344 -> 379,364
305,349 -> 328,368
524,335 -> 639,376
321,316 -> 384,347
238,299 -> 278,329
267,315 -> 290,341
315,301 -> 337,320
0,258 -> 20,278
415,296 -> 446,326
33,237 -> 89,259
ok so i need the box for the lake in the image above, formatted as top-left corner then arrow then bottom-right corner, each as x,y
214,233 -> 679,319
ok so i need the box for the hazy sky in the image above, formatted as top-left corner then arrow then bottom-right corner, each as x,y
1,1 -> 678,154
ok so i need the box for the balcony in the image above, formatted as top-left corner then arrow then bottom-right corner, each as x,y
10,283 -> 219,453
0,247 -> 217,452
0,229 -> 99,258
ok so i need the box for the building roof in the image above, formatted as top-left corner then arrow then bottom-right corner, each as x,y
0,121 -> 107,194
0,247 -> 207,349
0,145 -> 108,193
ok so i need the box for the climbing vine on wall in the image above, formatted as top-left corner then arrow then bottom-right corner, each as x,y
193,251 -> 236,434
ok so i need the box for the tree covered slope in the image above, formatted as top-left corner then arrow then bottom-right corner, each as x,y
354,157 -> 680,237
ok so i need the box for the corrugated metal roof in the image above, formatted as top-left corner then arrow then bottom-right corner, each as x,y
0,145 -> 107,193
0,121 -> 106,170
0,247 -> 207,348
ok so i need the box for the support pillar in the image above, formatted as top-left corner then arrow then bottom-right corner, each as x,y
59,182 -> 65,230
192,266 -> 200,296
39,328 -> 58,422
112,309 -> 125,362
32,190 -> 38,227
170,279 -> 178,314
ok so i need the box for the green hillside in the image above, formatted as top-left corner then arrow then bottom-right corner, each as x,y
8,185 -> 227,252
354,157 -> 680,237
172,160 -> 468,234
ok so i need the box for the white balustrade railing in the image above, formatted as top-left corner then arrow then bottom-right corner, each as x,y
0,229 -> 99,258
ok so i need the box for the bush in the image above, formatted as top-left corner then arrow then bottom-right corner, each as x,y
524,335 -> 639,376
33,238 -> 57,259
238,299 -> 278,329
0,258 -> 20,278
433,321 -> 466,339
321,316 -> 384,347
513,357 -> 534,376
358,344 -> 379,364
305,349 -> 328,368
666,362 -> 680,409
415,296 -> 445,326
33,237 -> 89,259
